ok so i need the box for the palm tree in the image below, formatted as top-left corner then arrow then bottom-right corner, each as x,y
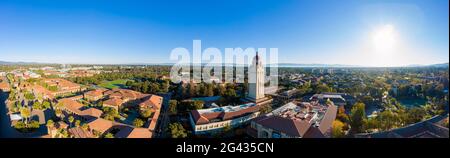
46,120 -> 55,136
19,107 -> 31,128
133,118 -> 144,127
68,116 -> 74,128
75,120 -> 81,128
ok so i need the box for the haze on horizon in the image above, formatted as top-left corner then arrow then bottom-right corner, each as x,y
0,0 -> 448,67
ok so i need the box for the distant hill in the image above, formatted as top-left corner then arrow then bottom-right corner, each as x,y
1,60 -> 448,68
427,63 -> 449,68
273,63 -> 359,68
0,60 -> 45,65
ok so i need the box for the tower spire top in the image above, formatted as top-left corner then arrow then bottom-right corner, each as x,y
255,51 -> 259,65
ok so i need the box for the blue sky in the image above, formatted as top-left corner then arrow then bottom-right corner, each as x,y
0,0 -> 448,66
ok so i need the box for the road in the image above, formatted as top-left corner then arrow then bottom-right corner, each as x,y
155,92 -> 172,138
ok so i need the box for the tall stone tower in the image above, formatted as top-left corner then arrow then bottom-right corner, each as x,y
248,52 -> 265,102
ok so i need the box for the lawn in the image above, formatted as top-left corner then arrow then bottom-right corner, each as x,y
98,79 -> 130,89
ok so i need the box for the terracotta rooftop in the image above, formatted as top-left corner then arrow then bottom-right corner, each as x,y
68,127 -> 94,138
87,118 -> 114,134
254,101 -> 337,138
103,98 -> 124,107
82,108 -> 103,118
258,116 -> 312,137
0,82 -> 9,90
44,78 -> 80,89
58,98 -> 103,118
115,126 -> 152,138
85,89 -> 105,97
191,103 -> 261,125
139,95 -> 163,110
104,89 -> 147,100
29,84 -> 55,99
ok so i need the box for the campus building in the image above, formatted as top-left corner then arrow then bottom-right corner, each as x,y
247,101 -> 337,138
189,53 -> 272,134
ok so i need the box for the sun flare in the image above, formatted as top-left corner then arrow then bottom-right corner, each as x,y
366,24 -> 402,67
372,24 -> 397,52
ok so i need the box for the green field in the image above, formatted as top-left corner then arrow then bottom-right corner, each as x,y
98,79 -> 130,89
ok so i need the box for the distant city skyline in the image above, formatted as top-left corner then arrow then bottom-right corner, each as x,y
0,0 -> 448,66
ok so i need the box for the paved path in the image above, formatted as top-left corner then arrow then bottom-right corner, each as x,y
155,92 -> 171,138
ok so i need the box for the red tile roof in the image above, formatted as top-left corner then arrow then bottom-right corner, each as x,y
139,95 -> 163,110
87,118 -> 114,134
103,98 -> 123,107
68,127 -> 94,138
257,116 -> 312,137
58,98 -> 103,118
115,126 -> 152,138
0,82 -> 10,91
82,108 -> 103,118
191,103 -> 262,125
85,89 -> 105,98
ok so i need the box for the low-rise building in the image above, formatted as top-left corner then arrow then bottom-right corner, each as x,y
115,126 -> 152,138
84,89 -> 106,101
248,101 -> 337,138
139,95 -> 163,132
0,82 -> 10,92
190,103 -> 263,134
44,78 -> 84,96
309,92 -> 355,107
86,118 -> 114,136
58,98 -> 103,120
28,84 -> 55,100
103,98 -> 124,111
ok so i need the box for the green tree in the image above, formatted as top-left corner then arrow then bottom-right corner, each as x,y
168,100 -> 178,115
19,107 -> 31,127
406,107 -> 427,124
217,84 -> 226,96
188,83 -> 196,97
42,101 -> 51,109
75,120 -> 81,127
192,100 -> 204,110
140,109 -> 153,118
168,123 -> 188,138
81,123 -> 89,131
133,118 -> 145,127
331,120 -> 346,138
68,116 -> 75,128
24,92 -> 36,100
32,102 -> 41,110
259,105 -> 272,114
377,110 -> 399,131
315,84 -> 331,93
350,102 -> 366,133
206,84 -> 214,97
104,133 -> 115,138
46,120 -> 55,136
336,106 -> 350,123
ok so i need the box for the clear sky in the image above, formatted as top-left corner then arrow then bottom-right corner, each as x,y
0,0 -> 448,66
